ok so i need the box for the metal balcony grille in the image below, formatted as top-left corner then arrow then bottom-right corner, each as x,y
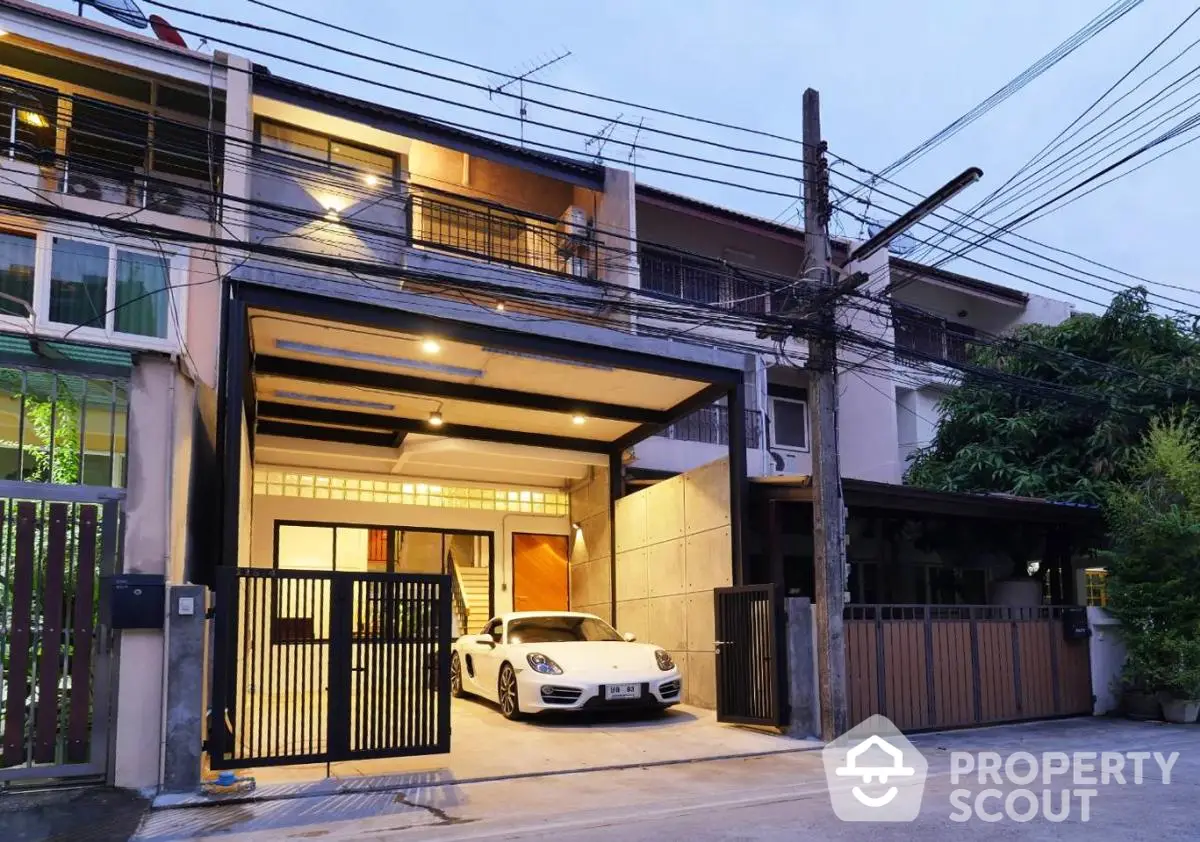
639,247 -> 809,315
660,405 -> 763,447
410,189 -> 597,279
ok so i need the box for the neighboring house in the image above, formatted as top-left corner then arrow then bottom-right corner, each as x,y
630,186 -> 1075,484
889,259 -> 1073,468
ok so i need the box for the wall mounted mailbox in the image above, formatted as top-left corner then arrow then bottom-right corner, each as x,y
1061,606 -> 1091,641
107,573 -> 166,630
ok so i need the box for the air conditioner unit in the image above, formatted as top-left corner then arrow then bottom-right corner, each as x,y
774,449 -> 805,475
559,205 -> 589,240
138,170 -> 214,220
64,172 -> 131,205
565,256 -> 590,278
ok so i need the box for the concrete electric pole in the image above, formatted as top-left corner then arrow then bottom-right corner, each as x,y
799,88 -> 983,741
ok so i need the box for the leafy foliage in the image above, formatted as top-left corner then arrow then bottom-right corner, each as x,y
1102,417 -> 1200,699
907,289 -> 1200,504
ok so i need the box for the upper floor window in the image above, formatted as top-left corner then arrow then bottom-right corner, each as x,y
259,120 -> 396,186
0,229 -> 185,351
892,306 -> 976,365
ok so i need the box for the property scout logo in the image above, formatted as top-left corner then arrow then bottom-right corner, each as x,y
822,715 -> 1179,824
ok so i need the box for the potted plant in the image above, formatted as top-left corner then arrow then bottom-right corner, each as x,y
1155,635 -> 1200,724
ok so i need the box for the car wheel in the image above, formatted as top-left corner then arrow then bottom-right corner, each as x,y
498,662 -> 522,720
450,652 -> 464,698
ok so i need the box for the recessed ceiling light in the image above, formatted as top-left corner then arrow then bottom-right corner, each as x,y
572,414 -> 587,426
495,302 -> 506,312
421,338 -> 441,354
364,174 -> 380,188
427,410 -> 444,427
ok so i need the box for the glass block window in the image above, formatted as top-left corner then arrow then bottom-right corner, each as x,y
253,469 -> 569,516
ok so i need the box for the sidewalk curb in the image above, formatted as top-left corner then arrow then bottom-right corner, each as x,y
150,743 -> 822,812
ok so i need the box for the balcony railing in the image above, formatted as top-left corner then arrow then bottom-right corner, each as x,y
639,247 -> 810,316
659,405 -> 764,448
892,307 -> 975,366
409,188 -> 599,280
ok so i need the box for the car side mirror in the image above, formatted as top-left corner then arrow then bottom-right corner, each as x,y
622,632 -> 637,642
474,634 -> 496,646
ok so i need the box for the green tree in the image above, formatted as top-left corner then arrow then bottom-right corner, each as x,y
1102,417 -> 1200,698
907,289 -> 1200,504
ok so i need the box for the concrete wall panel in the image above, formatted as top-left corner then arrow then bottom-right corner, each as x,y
648,595 -> 688,652
647,539 -> 686,598
615,548 -> 649,602
611,457 -> 734,709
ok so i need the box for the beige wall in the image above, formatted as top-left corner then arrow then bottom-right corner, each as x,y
408,142 -> 589,220
613,458 -> 732,710
568,465 -> 612,623
113,357 -> 177,790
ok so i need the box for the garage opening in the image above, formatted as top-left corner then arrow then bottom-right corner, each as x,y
206,280 -> 759,780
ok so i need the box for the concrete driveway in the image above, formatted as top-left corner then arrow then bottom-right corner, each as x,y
154,695 -> 812,809
137,717 -> 1197,841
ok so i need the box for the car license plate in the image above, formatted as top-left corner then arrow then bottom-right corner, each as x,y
605,683 -> 641,700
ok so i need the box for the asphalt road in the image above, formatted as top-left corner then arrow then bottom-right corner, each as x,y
129,717 -> 1198,841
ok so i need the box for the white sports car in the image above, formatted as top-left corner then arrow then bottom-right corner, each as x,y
450,611 -> 683,719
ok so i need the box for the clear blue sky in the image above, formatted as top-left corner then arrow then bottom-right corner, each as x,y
53,0 -> 1200,313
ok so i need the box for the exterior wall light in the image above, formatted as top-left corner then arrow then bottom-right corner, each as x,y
572,414 -> 586,425
421,338 -> 441,354
428,410 -> 444,427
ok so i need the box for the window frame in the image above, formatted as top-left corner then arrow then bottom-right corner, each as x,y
769,395 -> 810,452
0,223 -> 187,353
255,117 -> 400,183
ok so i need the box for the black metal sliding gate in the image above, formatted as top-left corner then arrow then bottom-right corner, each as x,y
208,568 -> 452,769
714,584 -> 785,726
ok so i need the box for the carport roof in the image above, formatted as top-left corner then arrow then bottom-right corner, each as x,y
753,475 -> 1102,524
237,282 -> 750,455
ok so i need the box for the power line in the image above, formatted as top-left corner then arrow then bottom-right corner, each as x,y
857,0 -> 1144,191
929,5 -> 1200,253
141,1 -> 819,169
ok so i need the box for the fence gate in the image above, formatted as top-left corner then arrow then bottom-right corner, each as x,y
208,567 -> 452,770
1,489 -> 120,783
845,605 -> 1093,732
714,584 -> 785,726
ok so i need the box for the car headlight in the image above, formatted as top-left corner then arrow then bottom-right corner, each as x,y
655,650 -> 675,671
526,652 -> 563,675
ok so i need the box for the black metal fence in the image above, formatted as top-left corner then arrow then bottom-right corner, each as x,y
208,567 -> 452,769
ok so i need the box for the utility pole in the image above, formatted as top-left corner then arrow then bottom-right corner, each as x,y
798,89 -> 983,741
801,88 -> 848,742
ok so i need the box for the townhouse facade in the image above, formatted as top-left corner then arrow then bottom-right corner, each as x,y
0,0 -> 1085,794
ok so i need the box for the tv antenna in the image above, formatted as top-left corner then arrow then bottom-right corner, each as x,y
485,49 -> 571,147
77,0 -> 149,29
584,114 -> 624,165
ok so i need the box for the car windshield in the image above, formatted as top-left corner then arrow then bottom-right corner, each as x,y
507,616 -> 623,644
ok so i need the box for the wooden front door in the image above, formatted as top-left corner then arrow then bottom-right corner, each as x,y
512,533 -> 569,612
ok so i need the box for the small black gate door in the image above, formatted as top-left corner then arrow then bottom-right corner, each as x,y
714,584 -> 784,726
208,568 -> 452,769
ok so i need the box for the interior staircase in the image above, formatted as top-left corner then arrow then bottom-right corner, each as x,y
453,563 -> 491,635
